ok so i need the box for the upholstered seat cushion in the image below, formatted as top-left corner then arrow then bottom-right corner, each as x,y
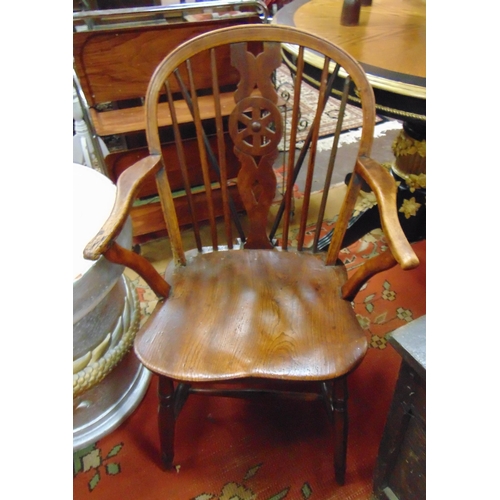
134,249 -> 368,382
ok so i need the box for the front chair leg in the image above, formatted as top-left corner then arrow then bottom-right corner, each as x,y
332,376 -> 349,485
158,375 -> 176,470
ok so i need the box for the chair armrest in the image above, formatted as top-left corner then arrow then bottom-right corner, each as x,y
84,154 -> 162,260
355,155 -> 419,270
83,154 -> 170,299
340,156 -> 420,301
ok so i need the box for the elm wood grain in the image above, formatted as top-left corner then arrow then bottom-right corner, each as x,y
136,250 -> 367,380
85,24 -> 419,485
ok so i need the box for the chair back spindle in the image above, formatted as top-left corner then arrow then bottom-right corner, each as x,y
143,25 -> 385,267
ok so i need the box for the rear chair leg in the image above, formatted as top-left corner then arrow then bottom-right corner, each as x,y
332,376 -> 349,485
158,375 -> 176,470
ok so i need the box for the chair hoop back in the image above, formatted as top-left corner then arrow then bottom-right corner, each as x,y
141,24 -> 382,268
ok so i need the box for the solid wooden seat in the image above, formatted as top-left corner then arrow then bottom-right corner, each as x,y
136,249 -> 367,381
84,24 -> 419,486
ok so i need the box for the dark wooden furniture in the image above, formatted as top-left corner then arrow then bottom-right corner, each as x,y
73,2 -> 267,241
84,24 -> 419,485
373,315 -> 426,499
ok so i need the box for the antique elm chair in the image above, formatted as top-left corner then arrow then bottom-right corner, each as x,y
84,24 -> 419,485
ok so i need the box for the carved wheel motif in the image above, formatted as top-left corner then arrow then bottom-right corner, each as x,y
229,96 -> 283,156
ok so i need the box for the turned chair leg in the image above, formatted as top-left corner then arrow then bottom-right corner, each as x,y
332,376 -> 349,485
158,375 -> 176,470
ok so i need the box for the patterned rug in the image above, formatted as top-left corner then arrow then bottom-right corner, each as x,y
274,64 -> 379,151
73,232 -> 426,500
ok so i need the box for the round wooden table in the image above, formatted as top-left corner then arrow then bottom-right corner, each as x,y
273,0 -> 426,124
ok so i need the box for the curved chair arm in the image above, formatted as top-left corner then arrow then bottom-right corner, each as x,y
355,155 -> 419,270
103,241 -> 170,299
84,155 -> 162,259
83,154 -> 170,299
341,156 -> 420,301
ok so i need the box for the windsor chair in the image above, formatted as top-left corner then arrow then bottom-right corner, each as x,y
84,24 -> 419,484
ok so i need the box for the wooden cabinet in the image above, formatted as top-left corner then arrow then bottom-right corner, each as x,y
372,316 -> 426,500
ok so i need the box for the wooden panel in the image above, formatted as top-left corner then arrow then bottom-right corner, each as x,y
387,407 -> 426,499
130,184 -> 244,238
372,362 -> 426,499
90,91 -> 238,136
73,17 -> 259,106
105,133 -> 240,198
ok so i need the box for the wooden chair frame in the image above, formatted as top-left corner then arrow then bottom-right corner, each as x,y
84,24 -> 419,485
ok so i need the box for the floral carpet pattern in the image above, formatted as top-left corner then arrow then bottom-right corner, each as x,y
274,65 -> 378,151
73,231 -> 425,500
